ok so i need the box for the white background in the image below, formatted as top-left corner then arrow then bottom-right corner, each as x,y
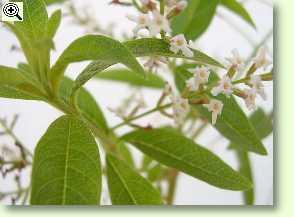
0,0 -> 273,205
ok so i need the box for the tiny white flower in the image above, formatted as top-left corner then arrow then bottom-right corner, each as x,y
165,0 -> 177,7
243,88 -> 257,110
226,49 -> 244,71
170,34 -> 194,58
127,13 -> 151,35
140,0 -> 150,6
174,1 -> 187,11
204,99 -> 224,125
144,56 -> 167,72
163,82 -> 172,95
211,75 -> 233,97
171,95 -> 190,125
149,10 -> 171,36
252,47 -> 271,69
186,66 -> 210,91
249,74 -> 267,100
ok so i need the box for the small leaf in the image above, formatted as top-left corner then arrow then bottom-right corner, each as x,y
106,154 -> 162,205
172,0 -> 220,40
30,115 -> 102,205
122,128 -> 252,191
221,0 -> 256,28
50,35 -> 145,91
47,9 -> 62,39
95,68 -> 165,89
59,77 -> 108,133
124,38 -> 224,68
249,108 -> 273,139
0,65 -> 43,100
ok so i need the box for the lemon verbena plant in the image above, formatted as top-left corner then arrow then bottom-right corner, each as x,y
0,0 -> 273,205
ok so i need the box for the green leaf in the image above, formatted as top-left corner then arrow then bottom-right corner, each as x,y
47,9 -> 62,39
220,0 -> 256,28
0,65 -> 43,100
148,164 -> 163,182
95,68 -> 165,89
59,77 -> 108,133
171,0 -> 220,40
249,108 -> 273,139
106,154 -> 162,205
50,35 -> 145,92
124,38 -> 224,68
30,115 -> 102,205
122,128 -> 252,191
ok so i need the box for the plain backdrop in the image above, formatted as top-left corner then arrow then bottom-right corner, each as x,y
0,0 -> 273,205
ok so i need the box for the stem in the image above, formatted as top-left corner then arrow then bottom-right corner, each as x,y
0,119 -> 33,158
111,103 -> 172,131
166,169 -> 178,205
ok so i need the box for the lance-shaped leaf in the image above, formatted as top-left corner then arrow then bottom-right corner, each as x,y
124,38 -> 224,68
171,0 -> 220,40
30,115 -> 102,205
220,0 -> 255,28
59,77 -> 108,133
75,38 -> 223,93
0,65 -> 44,100
106,154 -> 162,205
232,109 -> 273,205
173,68 -> 267,155
122,128 -> 252,191
95,68 -> 165,89
50,35 -> 145,91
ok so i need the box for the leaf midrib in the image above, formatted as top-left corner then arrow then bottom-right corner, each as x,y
62,119 -> 71,205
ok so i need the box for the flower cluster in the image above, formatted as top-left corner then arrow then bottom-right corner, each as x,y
127,0 -> 194,60
184,47 -> 272,125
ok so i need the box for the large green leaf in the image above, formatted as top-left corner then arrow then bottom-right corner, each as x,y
0,65 -> 44,100
221,0 -> 255,28
59,77 -> 108,133
232,109 -> 273,205
95,68 -> 165,89
122,128 -> 252,191
124,38 -> 224,68
171,0 -> 220,40
173,68 -> 267,155
30,115 -> 102,205
106,154 -> 162,205
50,35 -> 145,91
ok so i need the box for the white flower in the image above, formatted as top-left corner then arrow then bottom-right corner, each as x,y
175,1 -> 187,11
226,49 -> 244,71
127,13 -> 151,35
211,75 -> 233,97
140,0 -> 151,6
243,88 -> 257,110
252,47 -> 271,69
163,82 -> 172,95
170,34 -> 194,58
165,0 -> 177,7
149,10 -> 171,36
171,95 -> 190,125
186,66 -> 210,91
249,74 -> 267,100
143,56 -> 167,72
204,99 -> 223,125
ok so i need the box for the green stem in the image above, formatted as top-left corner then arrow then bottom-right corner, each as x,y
166,169 -> 178,205
111,103 -> 172,131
